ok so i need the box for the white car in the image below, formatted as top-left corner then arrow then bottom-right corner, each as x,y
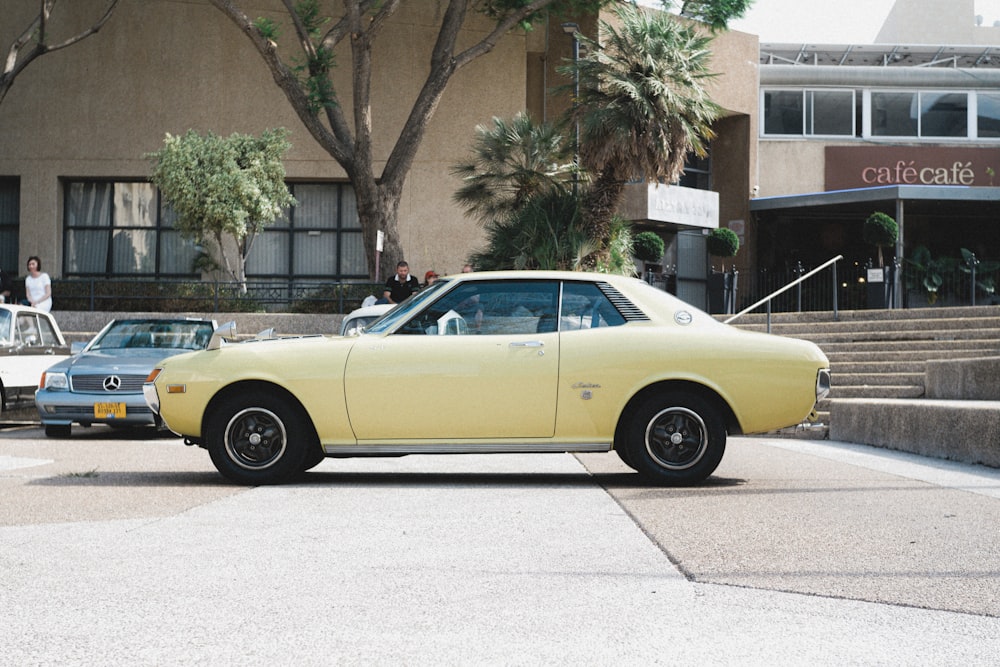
0,304 -> 70,413
339,304 -> 394,336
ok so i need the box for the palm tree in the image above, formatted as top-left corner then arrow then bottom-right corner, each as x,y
562,5 -> 720,253
451,112 -> 575,225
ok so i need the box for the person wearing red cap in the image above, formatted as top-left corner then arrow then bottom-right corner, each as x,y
423,270 -> 439,288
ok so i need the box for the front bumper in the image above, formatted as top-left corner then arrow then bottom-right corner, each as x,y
35,389 -> 154,426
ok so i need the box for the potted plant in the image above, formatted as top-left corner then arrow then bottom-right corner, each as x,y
633,231 -> 665,264
863,212 -> 898,308
706,227 -> 739,314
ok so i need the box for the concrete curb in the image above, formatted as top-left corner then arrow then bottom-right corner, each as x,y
830,398 -> 1000,468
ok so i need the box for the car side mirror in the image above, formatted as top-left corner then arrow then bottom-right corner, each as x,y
208,321 -> 238,350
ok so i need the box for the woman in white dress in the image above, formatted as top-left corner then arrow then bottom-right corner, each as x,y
24,255 -> 52,313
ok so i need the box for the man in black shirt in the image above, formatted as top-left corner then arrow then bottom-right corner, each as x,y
383,261 -> 421,304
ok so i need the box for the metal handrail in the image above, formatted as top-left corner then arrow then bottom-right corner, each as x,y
724,255 -> 843,331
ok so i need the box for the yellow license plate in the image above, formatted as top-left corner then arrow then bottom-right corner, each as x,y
94,402 -> 126,419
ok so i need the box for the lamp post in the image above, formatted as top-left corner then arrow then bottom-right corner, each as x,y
561,22 -> 580,193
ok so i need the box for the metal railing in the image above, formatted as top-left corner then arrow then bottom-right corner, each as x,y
725,255 -> 843,332
48,278 -> 385,314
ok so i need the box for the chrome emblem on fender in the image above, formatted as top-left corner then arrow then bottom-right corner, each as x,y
674,310 -> 693,326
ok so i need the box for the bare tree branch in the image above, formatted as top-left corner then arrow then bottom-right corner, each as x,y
1,0 -> 120,106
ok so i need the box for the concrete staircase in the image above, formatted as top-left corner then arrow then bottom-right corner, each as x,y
723,305 -> 1000,466
727,305 -> 1000,402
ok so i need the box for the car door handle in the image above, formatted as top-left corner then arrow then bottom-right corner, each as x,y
509,341 -> 544,348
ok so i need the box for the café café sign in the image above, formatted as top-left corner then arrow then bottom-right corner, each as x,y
825,146 -> 1000,191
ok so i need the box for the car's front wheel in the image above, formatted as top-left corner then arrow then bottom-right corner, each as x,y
624,392 -> 726,485
205,390 -> 314,485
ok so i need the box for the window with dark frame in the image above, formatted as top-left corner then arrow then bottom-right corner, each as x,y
62,180 -> 366,282
0,178 -> 19,275
247,182 -> 367,283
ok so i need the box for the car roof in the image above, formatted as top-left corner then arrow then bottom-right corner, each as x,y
0,303 -> 53,315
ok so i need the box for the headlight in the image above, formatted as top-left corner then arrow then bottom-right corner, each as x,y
43,371 -> 69,390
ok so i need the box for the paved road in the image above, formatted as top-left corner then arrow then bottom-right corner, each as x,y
2,425 -> 998,665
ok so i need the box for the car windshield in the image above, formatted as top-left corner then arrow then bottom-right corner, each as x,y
364,280 -> 450,334
90,320 -> 215,351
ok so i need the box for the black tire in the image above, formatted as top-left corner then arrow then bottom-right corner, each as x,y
614,445 -> 636,470
45,424 -> 72,438
300,445 -> 326,473
205,390 -> 314,485
624,391 -> 726,485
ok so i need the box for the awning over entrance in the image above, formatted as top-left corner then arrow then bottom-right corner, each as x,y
750,184 -> 1000,213
749,184 -> 1000,308
750,184 -> 1000,269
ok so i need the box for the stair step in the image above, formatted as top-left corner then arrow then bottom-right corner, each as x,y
832,361 -> 926,373
832,372 -> 925,386
826,348 -> 1000,362
827,385 -> 925,399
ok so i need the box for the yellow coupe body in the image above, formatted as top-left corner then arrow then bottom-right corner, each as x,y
144,271 -> 830,485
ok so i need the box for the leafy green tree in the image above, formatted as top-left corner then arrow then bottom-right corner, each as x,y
863,211 -> 898,268
633,230 -> 665,263
148,129 -> 296,293
706,227 -> 739,258
678,0 -> 754,31
452,112 -> 574,225
208,0 -> 607,278
1,0 -> 120,106
562,4 -> 720,258
468,189 -> 634,274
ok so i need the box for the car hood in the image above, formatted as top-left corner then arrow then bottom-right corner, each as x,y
50,348 -> 196,374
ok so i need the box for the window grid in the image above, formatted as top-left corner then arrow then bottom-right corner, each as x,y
0,178 -> 19,273
62,180 -> 366,282
247,182 -> 367,283
762,87 -> 991,141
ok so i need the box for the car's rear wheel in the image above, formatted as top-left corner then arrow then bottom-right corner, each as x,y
624,392 -> 726,485
44,424 -> 72,438
205,390 -> 313,485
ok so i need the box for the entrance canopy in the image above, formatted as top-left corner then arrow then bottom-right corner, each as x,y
750,184 -> 1000,270
749,185 -> 1000,308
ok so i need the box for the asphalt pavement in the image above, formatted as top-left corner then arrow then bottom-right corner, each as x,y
1,425 -> 998,665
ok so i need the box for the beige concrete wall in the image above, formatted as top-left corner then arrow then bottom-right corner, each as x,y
0,0 -> 527,279
2,1 -> 759,284
757,141 -> 831,196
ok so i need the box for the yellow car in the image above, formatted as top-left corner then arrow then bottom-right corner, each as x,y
144,271 -> 830,485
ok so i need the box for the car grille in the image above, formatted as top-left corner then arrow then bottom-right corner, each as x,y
70,374 -> 148,393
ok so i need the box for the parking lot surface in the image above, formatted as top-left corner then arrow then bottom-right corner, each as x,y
2,425 -> 998,665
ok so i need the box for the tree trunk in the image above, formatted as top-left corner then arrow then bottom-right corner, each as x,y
352,172 -> 404,281
210,0 -> 566,280
582,166 -> 625,254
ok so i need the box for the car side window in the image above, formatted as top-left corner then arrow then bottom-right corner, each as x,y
396,280 -> 559,336
560,282 -> 627,331
0,310 -> 11,345
16,314 -> 39,345
36,316 -> 61,346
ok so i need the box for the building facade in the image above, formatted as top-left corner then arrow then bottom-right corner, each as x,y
752,0 -> 1000,308
0,0 -> 758,310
